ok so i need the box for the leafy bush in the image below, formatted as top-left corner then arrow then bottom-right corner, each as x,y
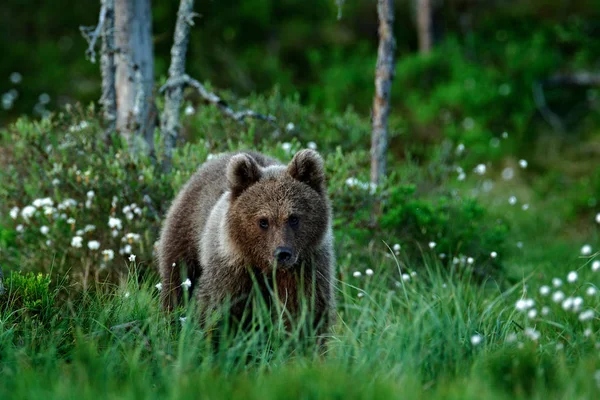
0,270 -> 53,318
0,97 -> 510,292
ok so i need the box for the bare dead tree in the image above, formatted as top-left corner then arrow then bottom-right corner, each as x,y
79,0 -> 116,133
100,0 -> 117,132
114,0 -> 155,149
371,0 -> 396,187
161,0 -> 197,163
158,0 -> 275,167
416,0 -> 433,54
83,0 -> 275,161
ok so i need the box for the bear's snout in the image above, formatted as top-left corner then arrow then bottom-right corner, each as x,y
274,246 -> 294,267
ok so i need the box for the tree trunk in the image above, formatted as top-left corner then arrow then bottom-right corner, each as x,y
161,0 -> 195,166
416,0 -> 433,54
100,0 -> 117,133
114,0 -> 155,149
371,0 -> 395,187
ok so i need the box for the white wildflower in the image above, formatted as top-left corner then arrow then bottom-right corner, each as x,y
128,254 -> 136,262
285,123 -> 295,132
508,196 -> 517,205
71,236 -> 83,248
179,316 -> 187,324
584,328 -> 593,337
522,203 -> 529,211
102,249 -> 115,261
527,309 -> 537,319
428,241 -> 436,249
573,296 -> 584,311
40,226 -> 50,235
515,298 -> 534,311
67,217 -> 75,224
307,141 -> 317,150
467,257 -> 474,264
539,285 -> 550,296
490,251 -> 498,258
519,159 -> 528,168
501,167 -> 514,181
84,224 -> 96,232
474,164 -> 486,175
184,105 -> 195,115
21,205 -> 36,220
16,224 -> 24,232
587,287 -> 597,296
357,292 -> 364,298
86,190 -> 95,199
562,297 -> 574,311
506,333 -> 517,343
402,273 -> 411,282
581,244 -> 593,256
108,217 -> 122,230
524,328 -> 540,341
552,291 -> 565,303
365,269 -> 374,276
182,278 -> 192,289
470,334 -> 483,346
567,271 -> 578,283
155,283 -> 163,291
596,213 -> 600,224
87,240 -> 100,250
541,306 -> 550,316
124,233 -> 141,243
579,309 -> 595,322
592,260 -> 600,272
10,207 -> 19,219
124,292 -> 130,298
52,178 -> 60,186
552,278 -> 563,287
393,243 -> 401,254
281,142 -> 292,153
32,198 -> 53,208
353,271 -> 362,278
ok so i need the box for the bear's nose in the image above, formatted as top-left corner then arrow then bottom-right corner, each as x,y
274,247 -> 293,264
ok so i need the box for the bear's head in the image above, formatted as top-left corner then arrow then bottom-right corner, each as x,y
225,149 -> 330,272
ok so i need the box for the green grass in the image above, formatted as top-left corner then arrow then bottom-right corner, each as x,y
1,253 -> 599,399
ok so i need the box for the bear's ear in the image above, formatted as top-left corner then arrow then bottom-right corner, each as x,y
287,149 -> 326,194
227,154 -> 262,198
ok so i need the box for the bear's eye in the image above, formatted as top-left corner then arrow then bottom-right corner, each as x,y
288,215 -> 299,227
258,218 -> 269,230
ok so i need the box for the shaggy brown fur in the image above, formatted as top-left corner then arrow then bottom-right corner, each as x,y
157,149 -> 335,337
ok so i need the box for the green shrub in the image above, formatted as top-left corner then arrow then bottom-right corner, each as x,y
0,271 -> 53,318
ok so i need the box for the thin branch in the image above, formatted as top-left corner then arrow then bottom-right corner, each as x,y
79,5 -> 107,64
160,74 -> 276,124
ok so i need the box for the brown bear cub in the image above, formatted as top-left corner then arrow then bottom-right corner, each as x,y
157,149 -> 335,339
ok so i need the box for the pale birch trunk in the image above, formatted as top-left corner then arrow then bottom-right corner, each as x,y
371,0 -> 395,187
114,0 -> 155,149
416,0 -> 433,54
